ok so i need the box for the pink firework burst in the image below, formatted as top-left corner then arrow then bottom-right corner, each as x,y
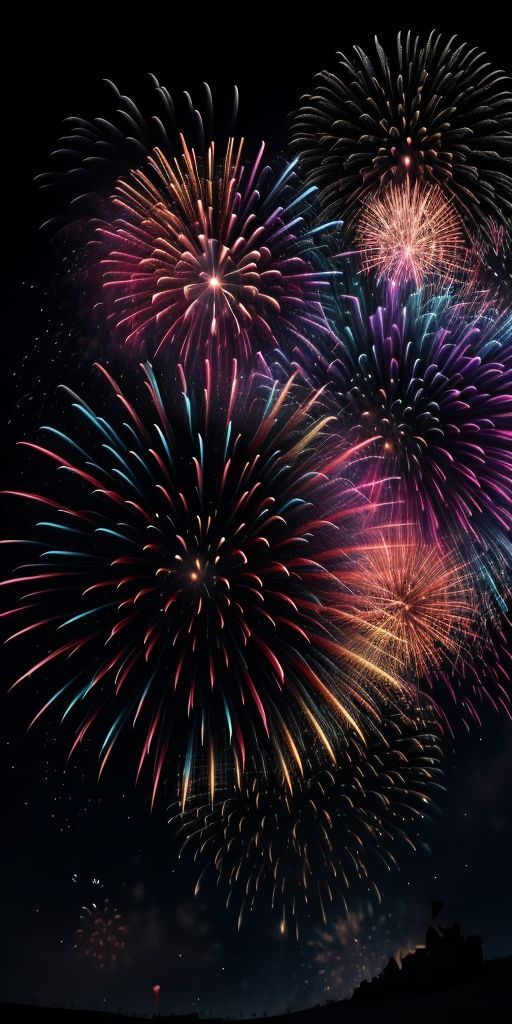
74,900 -> 126,971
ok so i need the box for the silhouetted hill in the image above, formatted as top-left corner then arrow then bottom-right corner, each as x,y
0,1011 -> 198,1024
3,924 -> 512,1022
3,954 -> 512,1024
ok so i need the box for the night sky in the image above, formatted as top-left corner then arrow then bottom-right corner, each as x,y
1,10 -> 512,1018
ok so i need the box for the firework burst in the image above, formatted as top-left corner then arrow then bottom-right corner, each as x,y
294,277 -> 512,539
97,136 -> 335,367
292,31 -> 512,235
354,181 -> 468,289
171,708 -> 442,936
1,361 -> 405,805
74,900 -> 126,971
347,532 -> 475,682
37,77 -> 337,369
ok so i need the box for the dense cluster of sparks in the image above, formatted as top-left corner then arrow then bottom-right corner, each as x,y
348,533 -> 474,682
355,182 -> 468,288
5,30 -> 512,935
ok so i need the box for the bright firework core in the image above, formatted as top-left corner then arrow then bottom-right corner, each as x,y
181,555 -> 215,588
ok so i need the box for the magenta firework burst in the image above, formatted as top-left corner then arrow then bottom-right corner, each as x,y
74,900 -> 127,971
1,361 -> 406,805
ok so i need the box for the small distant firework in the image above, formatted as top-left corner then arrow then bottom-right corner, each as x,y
74,900 -> 126,971
292,31 -> 512,234
467,218 -> 512,301
355,182 -> 467,288
1,360 -> 405,805
171,709 -> 442,936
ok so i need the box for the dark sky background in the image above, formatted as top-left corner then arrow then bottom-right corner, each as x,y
1,8 -> 512,1018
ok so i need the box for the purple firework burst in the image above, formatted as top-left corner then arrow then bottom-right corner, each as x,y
294,276 -> 512,540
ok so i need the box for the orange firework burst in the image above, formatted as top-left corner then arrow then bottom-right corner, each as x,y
348,534 -> 475,681
355,181 -> 468,288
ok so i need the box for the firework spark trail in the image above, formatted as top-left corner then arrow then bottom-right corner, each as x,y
1,361 -> 408,804
37,78 -> 241,230
463,218 -> 512,303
